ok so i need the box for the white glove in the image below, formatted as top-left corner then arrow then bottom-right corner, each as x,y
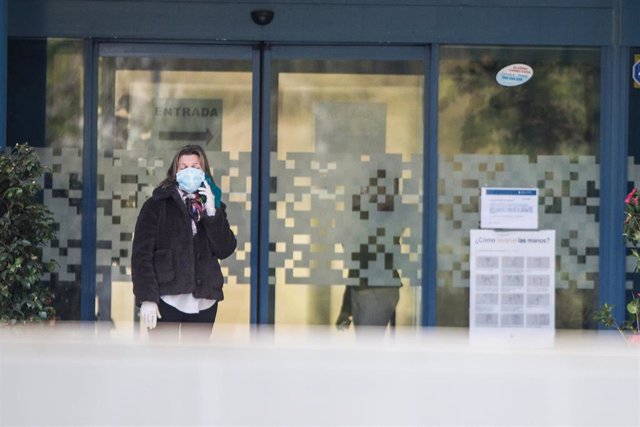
198,180 -> 216,216
140,301 -> 161,330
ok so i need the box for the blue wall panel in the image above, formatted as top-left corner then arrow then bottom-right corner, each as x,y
7,0 -> 620,47
622,0 -> 640,45
6,40 -> 46,149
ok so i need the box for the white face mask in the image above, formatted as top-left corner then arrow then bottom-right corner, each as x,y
176,167 -> 205,193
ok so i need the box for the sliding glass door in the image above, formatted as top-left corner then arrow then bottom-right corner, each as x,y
96,45 -> 255,326
267,48 -> 426,329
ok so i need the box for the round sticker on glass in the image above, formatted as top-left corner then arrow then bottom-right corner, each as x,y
496,64 -> 533,87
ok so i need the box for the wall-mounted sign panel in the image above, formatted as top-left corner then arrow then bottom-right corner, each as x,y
480,188 -> 538,230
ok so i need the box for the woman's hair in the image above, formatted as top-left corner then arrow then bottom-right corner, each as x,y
159,144 -> 213,188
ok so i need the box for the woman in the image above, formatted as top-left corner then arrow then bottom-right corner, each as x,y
131,144 -> 236,332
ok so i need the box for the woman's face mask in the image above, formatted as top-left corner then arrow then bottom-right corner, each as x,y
176,167 -> 205,193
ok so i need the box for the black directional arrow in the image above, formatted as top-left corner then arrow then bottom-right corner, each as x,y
159,128 -> 214,145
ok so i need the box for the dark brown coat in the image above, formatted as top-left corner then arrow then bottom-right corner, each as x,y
131,185 -> 237,306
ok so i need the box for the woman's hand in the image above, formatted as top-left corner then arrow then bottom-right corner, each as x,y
198,180 -> 216,216
140,301 -> 161,329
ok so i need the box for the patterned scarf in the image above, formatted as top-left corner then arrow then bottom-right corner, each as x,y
184,193 -> 206,223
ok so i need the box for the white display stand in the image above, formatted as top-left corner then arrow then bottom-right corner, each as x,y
469,229 -> 555,346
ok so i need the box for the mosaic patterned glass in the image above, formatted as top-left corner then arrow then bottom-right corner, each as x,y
97,57 -> 253,324
270,60 -> 424,326
270,152 -> 422,287
438,46 -> 601,328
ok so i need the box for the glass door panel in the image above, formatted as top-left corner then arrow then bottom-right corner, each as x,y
269,57 -> 424,328
438,46 -> 601,328
97,50 -> 253,326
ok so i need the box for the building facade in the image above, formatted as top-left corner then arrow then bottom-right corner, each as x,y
1,0 -> 639,328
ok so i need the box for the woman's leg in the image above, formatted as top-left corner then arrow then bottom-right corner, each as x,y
179,302 -> 218,341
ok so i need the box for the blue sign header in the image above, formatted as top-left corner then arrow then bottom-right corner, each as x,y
485,189 -> 537,196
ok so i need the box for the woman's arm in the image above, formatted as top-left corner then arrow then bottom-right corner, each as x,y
131,200 -> 161,305
201,202 -> 237,260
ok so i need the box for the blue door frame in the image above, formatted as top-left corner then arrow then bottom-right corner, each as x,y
259,45 -> 436,325
82,42 -> 262,321
599,46 -> 630,321
79,41 -> 438,325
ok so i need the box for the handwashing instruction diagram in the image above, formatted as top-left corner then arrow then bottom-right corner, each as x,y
470,229 -> 555,330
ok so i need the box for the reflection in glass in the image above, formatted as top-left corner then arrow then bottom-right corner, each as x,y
270,59 -> 424,328
438,46 -> 601,328
44,40 -> 85,319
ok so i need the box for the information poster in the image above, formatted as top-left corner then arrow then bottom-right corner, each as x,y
480,188 -> 538,230
470,229 -> 555,333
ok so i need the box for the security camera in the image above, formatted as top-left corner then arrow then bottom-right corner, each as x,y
251,10 -> 274,26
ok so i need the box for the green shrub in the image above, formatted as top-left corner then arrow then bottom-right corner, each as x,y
0,143 -> 57,322
593,187 -> 640,342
